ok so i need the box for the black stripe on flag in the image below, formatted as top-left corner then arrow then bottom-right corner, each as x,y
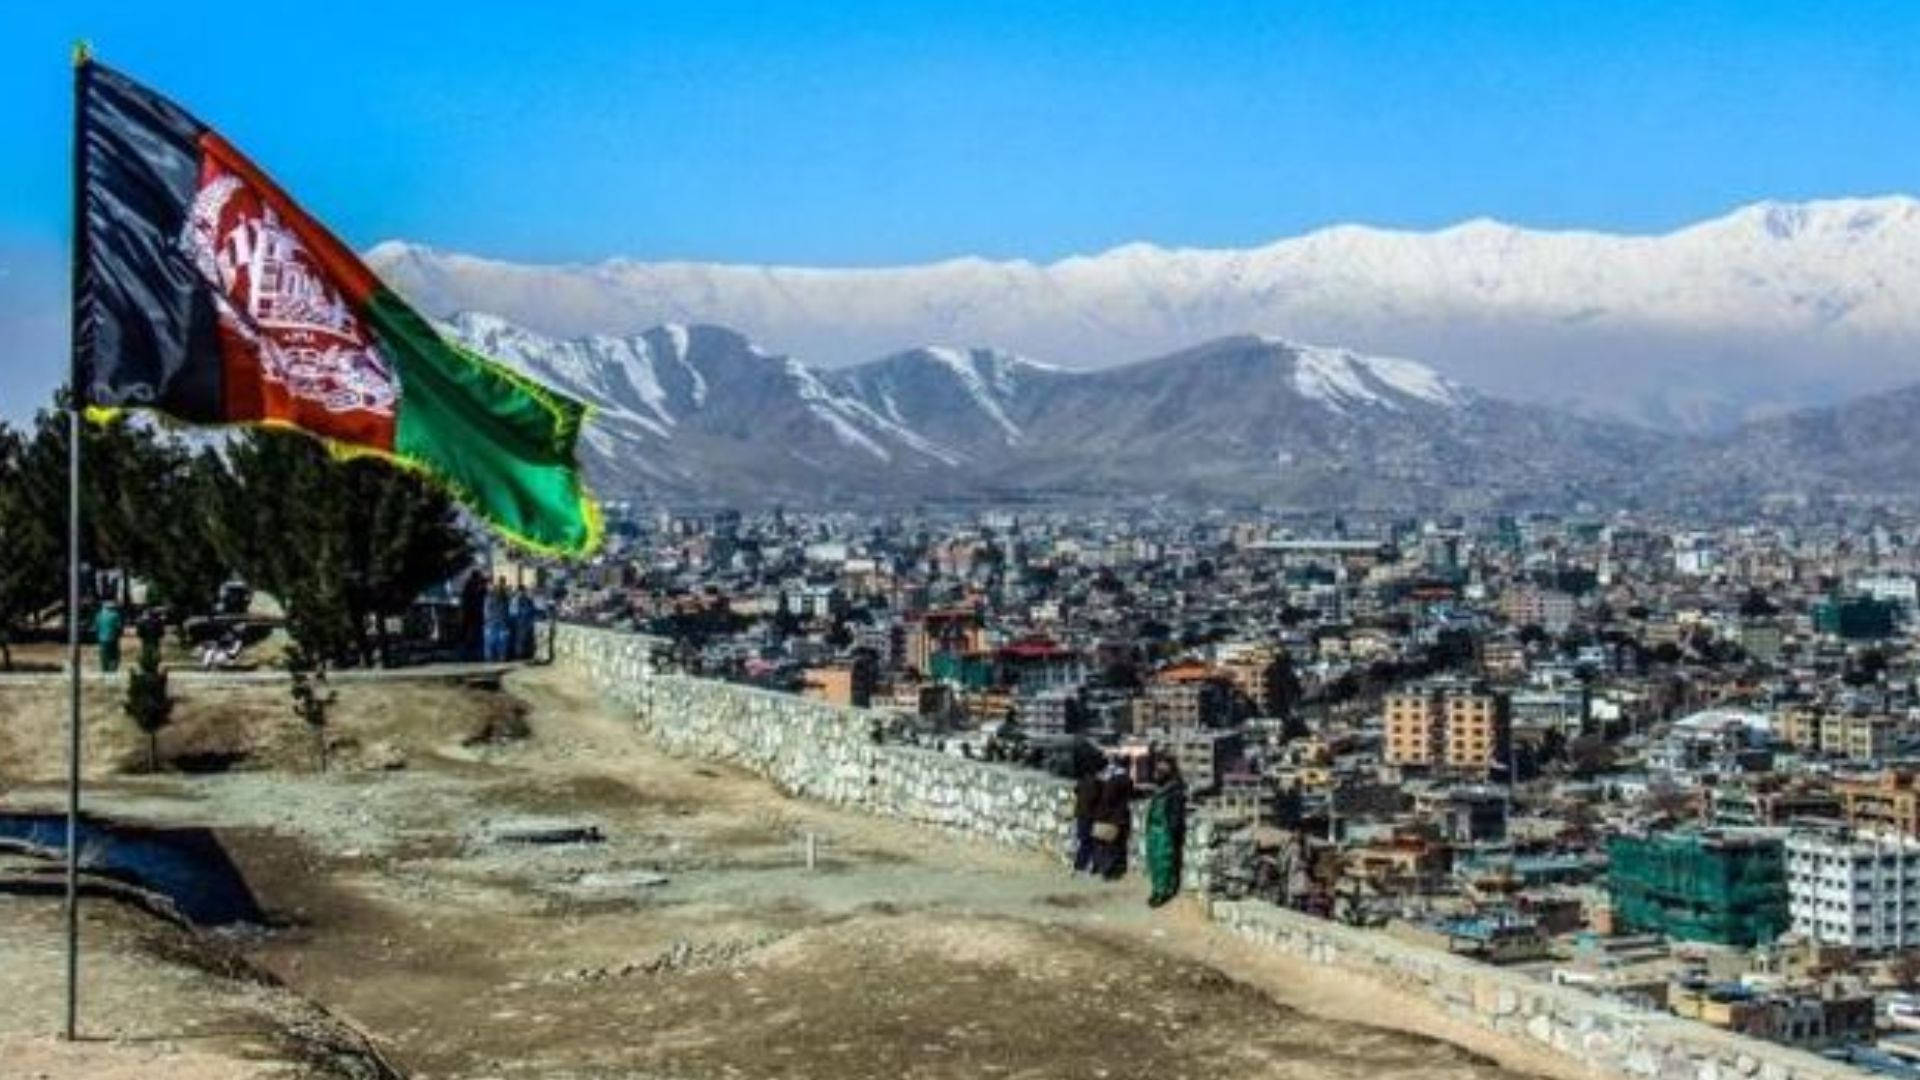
76,60 -> 223,419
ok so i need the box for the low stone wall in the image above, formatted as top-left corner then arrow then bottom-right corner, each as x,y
552,623 -> 1855,1080
1210,902 -> 1855,1079
555,625 -> 1077,857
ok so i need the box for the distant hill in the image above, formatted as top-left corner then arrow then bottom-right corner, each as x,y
441,313 -> 1672,509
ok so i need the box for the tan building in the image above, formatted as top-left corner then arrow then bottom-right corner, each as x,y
1481,639 -> 1528,678
801,665 -> 855,707
1445,693 -> 1507,772
1838,772 -> 1920,838
1501,586 -> 1576,633
1384,691 -> 1443,768
1821,714 -> 1897,762
1217,645 -> 1284,715
1777,707 -> 1823,754
1143,664 -> 1233,730
905,608 -> 985,675
1384,682 -> 1510,774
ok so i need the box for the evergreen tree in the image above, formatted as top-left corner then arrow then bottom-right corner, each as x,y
123,631 -> 173,773
206,430 -> 474,665
287,643 -> 337,772
0,422 -> 61,669
7,397 -> 229,626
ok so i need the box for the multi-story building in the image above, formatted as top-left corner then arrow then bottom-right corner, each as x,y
998,639 -> 1086,696
1444,691 -> 1510,773
1777,707 -> 1823,754
1209,772 -> 1275,828
1384,690 -> 1443,767
1016,688 -> 1078,737
1166,729 -> 1245,794
1709,781 -> 1842,829
906,608 -> 985,674
1501,586 -> 1576,634
1813,595 -> 1897,641
1143,669 -> 1233,731
1607,831 -> 1789,947
1384,681 -> 1511,774
1787,829 -> 1920,951
1480,639 -> 1528,678
1215,643 -> 1294,716
1837,773 -> 1920,838
1738,621 -> 1785,664
1820,713 -> 1897,763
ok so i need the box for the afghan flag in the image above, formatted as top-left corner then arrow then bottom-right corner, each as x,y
73,56 -> 601,556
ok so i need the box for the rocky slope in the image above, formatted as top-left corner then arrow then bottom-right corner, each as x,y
440,314 -> 1671,508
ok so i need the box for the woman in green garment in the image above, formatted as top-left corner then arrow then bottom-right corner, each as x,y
96,600 -> 124,674
1145,755 -> 1188,908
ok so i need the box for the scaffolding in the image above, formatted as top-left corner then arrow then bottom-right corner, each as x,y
1606,831 -> 1788,947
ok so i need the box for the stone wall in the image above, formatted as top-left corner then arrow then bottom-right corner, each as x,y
553,623 -> 1855,1080
554,624 -> 1077,857
1211,896 -> 1858,1079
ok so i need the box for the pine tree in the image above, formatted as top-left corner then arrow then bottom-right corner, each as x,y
205,429 -> 473,666
123,633 -> 173,772
286,643 -> 337,772
0,422 -> 61,670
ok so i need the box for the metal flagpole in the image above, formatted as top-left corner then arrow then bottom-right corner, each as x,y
65,39 -> 92,1043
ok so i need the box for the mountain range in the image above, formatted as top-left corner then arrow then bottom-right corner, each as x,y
373,196 -> 1920,433
440,311 -> 1919,512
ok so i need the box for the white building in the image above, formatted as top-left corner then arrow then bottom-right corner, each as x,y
1857,575 -> 1919,611
1787,830 -> 1920,951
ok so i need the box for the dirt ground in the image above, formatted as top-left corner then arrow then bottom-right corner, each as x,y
0,668 -> 1586,1080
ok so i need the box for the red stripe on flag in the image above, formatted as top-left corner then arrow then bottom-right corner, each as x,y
187,133 -> 399,450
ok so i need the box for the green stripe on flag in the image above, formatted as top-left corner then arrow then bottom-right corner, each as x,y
364,289 -> 601,556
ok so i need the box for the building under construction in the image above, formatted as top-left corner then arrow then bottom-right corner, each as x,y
1606,830 -> 1789,947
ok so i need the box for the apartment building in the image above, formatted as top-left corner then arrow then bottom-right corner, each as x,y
1501,586 -> 1576,634
1144,667 -> 1234,731
1384,681 -> 1511,774
1837,773 -> 1920,838
1777,707 -> 1822,755
1788,830 -> 1920,951
1821,714 -> 1898,763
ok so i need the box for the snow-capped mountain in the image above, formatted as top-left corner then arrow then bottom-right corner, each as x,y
373,196 -> 1920,432
439,313 -> 1668,507
441,313 -> 968,497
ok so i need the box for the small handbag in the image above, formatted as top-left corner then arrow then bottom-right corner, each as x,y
1091,821 -> 1121,842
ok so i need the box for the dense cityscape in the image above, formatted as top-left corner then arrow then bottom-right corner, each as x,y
544,500 -> 1920,1072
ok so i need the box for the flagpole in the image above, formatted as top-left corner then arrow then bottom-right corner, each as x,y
65,39 -> 92,1044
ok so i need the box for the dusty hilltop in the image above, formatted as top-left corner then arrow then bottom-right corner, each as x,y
0,637 -> 1822,1080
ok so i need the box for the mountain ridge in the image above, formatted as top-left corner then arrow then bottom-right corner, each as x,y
438,312 -> 1679,509
370,195 -> 1920,433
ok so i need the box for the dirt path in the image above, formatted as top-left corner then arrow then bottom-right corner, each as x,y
1,667 -> 1588,1080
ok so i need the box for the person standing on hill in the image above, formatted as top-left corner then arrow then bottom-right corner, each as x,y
483,579 -> 511,663
509,585 -> 537,661
1089,758 -> 1134,880
95,600 -> 124,673
459,570 -> 487,661
1145,755 -> 1188,908
1071,758 -> 1101,874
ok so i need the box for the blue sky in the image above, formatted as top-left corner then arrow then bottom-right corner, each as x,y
3,0 -> 1917,414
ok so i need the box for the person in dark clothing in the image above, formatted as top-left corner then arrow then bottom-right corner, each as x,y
459,571 -> 487,661
1145,756 -> 1189,908
483,579 -> 511,663
1088,759 -> 1134,880
509,586 -> 537,661
1071,761 -> 1102,874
